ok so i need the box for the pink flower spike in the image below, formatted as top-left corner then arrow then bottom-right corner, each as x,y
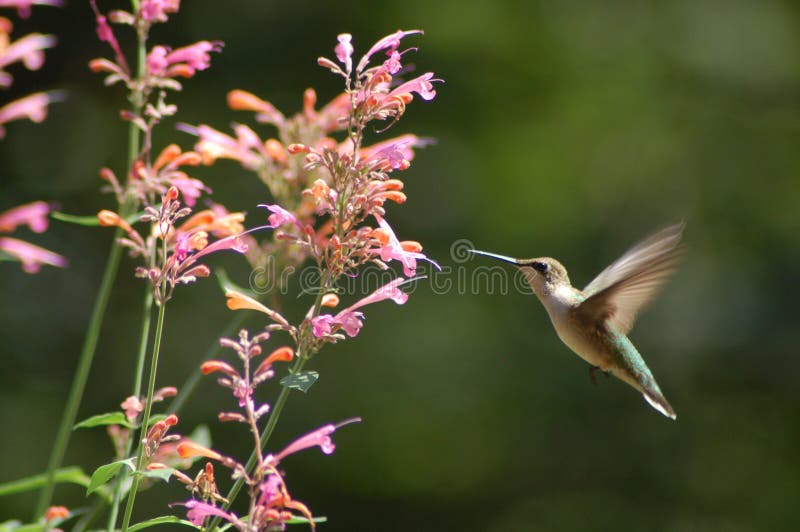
258,204 -> 299,229
273,418 -> 361,464
0,201 -> 52,233
389,72 -> 441,101
0,236 -> 67,273
357,29 -> 422,72
0,0 -> 63,19
334,33 -> 353,72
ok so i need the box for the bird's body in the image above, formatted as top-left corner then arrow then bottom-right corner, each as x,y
471,224 -> 684,419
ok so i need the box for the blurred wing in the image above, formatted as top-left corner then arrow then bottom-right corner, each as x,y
578,223 -> 685,334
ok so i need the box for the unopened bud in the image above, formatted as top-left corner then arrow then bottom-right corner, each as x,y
321,293 -> 340,307
401,241 -> 423,253
97,210 -> 121,227
288,143 -> 310,154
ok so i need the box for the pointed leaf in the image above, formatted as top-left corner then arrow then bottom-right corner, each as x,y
280,371 -> 319,393
127,516 -> 198,531
286,515 -> 327,525
74,412 -> 131,430
215,267 -> 256,297
140,467 -> 174,483
51,211 -> 102,226
87,458 -> 135,495
0,467 -> 90,497
188,424 -> 211,448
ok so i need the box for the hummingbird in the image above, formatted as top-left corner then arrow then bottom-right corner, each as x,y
469,224 -> 685,419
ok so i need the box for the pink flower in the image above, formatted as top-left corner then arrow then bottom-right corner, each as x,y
0,236 -> 67,273
271,418 -> 360,465
0,92 -> 58,138
389,72 -> 441,101
311,314 -> 335,337
0,0 -> 62,19
184,123 -> 263,169
120,396 -> 143,421
169,175 -> 210,207
371,217 -> 433,276
359,134 -> 429,171
178,500 -> 235,527
0,32 -> 56,72
147,41 -> 223,78
140,0 -> 180,22
258,204 -> 299,229
311,278 -> 410,338
357,29 -> 422,73
334,33 -> 353,72
0,201 -> 51,233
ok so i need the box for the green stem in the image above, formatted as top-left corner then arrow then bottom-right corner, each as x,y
120,296 -> 168,532
33,223 -> 127,519
207,356 -> 307,531
106,285 -> 154,531
207,275 -> 328,531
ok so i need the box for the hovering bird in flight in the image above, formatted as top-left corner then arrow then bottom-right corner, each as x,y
470,224 -> 685,419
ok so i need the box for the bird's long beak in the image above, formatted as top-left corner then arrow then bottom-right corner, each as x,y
467,249 -> 521,265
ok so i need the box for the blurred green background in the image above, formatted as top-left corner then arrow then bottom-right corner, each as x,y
2,0 -> 799,530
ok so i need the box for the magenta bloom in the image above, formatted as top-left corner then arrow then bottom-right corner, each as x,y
258,204 -> 299,229
271,418 -> 360,465
312,278 -> 410,338
0,237 -> 67,273
371,217 -> 430,277
179,500 -> 235,527
334,33 -> 353,72
357,29 -> 422,73
170,175 -> 210,207
147,41 -> 223,77
389,72 -> 441,102
0,201 -> 51,233
139,0 -> 180,22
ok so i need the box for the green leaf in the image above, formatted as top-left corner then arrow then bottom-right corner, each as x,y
51,210 -> 144,226
74,412 -> 131,430
215,267 -> 256,297
51,211 -> 101,226
0,467 -> 90,497
87,458 -> 135,495
286,515 -> 327,525
140,467 -> 174,483
127,516 -> 198,531
280,371 -> 319,393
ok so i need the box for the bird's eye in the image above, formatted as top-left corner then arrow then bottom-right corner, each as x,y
533,261 -> 548,273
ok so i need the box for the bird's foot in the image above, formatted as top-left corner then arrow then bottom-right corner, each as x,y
589,366 -> 610,386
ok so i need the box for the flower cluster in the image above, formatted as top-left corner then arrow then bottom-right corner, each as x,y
0,201 -> 66,273
0,0 -> 61,138
172,330 -> 357,530
89,0 -> 222,210
97,186 -> 247,304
